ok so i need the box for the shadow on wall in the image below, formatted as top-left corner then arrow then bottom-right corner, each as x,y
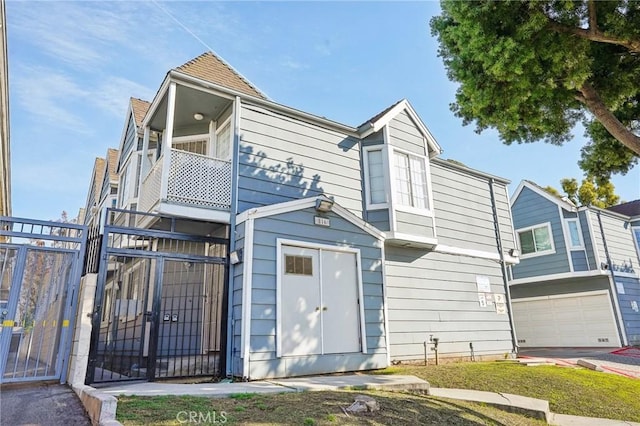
238,144 -> 326,209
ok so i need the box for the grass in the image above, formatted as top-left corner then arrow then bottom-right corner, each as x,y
116,390 -> 546,425
116,361 -> 640,424
374,362 -> 640,422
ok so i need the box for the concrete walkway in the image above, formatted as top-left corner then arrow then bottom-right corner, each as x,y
91,373 -> 639,426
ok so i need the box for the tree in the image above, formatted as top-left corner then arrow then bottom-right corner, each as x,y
558,177 -> 620,207
430,1 -> 640,182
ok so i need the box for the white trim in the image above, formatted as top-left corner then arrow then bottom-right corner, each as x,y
141,77 -> 171,129
632,226 -> 640,259
235,196 -> 385,241
612,271 -> 640,279
171,70 -> 360,136
559,206 -> 574,273
275,238 -> 368,357
360,99 -> 442,156
362,145 -> 389,210
383,126 -> 398,232
510,180 -> 577,212
516,222 -> 556,259
241,217 -> 255,377
509,269 -> 608,286
379,244 -> 391,366
385,232 -> 438,248
155,202 -> 231,224
564,217 -> 585,250
389,146 -> 434,217
585,209 -> 603,268
512,289 -> 611,303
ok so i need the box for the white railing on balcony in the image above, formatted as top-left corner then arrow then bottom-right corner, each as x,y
139,156 -> 163,214
166,148 -> 232,210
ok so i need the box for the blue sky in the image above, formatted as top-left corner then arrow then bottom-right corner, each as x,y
7,1 -> 639,221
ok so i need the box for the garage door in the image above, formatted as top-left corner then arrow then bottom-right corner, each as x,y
512,291 -> 621,347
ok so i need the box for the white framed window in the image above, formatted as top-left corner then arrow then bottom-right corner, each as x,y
214,118 -> 232,161
565,219 -> 584,250
392,148 -> 430,212
363,146 -> 388,209
632,227 -> 640,255
517,222 -> 556,258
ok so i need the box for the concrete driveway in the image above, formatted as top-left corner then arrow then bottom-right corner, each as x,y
518,347 -> 640,378
0,382 -> 91,426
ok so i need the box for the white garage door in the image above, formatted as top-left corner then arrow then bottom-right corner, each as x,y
512,291 -> 621,347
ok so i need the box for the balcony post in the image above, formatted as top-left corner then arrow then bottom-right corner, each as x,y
159,81 -> 177,201
138,125 -> 151,189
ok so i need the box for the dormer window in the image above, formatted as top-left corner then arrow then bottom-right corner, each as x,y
364,147 -> 387,208
517,222 -> 555,258
393,150 -> 429,211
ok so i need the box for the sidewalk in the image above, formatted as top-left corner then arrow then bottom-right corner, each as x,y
91,373 -> 639,426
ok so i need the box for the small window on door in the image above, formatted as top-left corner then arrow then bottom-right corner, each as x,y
285,255 -> 313,275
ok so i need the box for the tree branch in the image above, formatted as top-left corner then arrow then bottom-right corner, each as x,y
577,83 -> 640,155
546,19 -> 640,54
587,0 -> 598,35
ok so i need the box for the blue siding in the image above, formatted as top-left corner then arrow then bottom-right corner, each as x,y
385,247 -> 513,360
511,187 -> 570,279
233,206 -> 387,379
579,210 -> 598,271
571,251 -> 589,272
431,160 -> 515,254
237,104 -> 363,215
120,115 -> 137,169
366,209 -> 390,232
614,276 -> 640,345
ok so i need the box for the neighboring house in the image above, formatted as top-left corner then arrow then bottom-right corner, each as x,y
509,181 -> 640,348
80,51 -> 520,383
82,148 -> 119,231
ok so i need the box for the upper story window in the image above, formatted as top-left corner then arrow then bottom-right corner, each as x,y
363,145 -> 432,214
393,150 -> 429,211
214,118 -> 232,161
633,227 -> 640,253
517,222 -> 555,258
364,147 -> 387,207
565,219 -> 584,249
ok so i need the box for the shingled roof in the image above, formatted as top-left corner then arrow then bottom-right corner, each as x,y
106,148 -> 119,183
174,52 -> 266,99
130,97 -> 150,128
607,199 -> 640,217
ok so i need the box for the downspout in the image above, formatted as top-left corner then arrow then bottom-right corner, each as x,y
225,96 -> 242,376
488,178 -> 518,355
595,211 -> 628,346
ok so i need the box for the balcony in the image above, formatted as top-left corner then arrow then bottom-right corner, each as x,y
138,148 -> 232,225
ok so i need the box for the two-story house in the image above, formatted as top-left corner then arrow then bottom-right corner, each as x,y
82,148 -> 119,231
80,52 -> 521,383
510,181 -> 640,348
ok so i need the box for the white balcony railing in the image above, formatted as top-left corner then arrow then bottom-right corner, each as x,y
138,149 -> 232,217
166,149 -> 232,210
139,157 -> 163,213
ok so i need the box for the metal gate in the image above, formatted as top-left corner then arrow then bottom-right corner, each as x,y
0,217 -> 86,384
87,210 -> 229,384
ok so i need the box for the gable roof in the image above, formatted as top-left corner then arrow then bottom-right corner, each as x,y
511,180 -> 577,211
106,148 -> 119,183
89,157 -> 105,205
357,99 -> 442,157
130,97 -> 150,128
174,51 -> 267,100
607,199 -> 640,218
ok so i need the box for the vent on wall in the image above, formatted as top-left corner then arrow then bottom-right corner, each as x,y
597,338 -> 610,343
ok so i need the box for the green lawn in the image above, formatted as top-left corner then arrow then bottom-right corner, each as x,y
375,362 -> 640,422
117,390 -> 546,425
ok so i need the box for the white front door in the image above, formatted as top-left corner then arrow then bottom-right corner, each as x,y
321,250 -> 361,354
281,246 -> 322,356
280,244 -> 362,356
